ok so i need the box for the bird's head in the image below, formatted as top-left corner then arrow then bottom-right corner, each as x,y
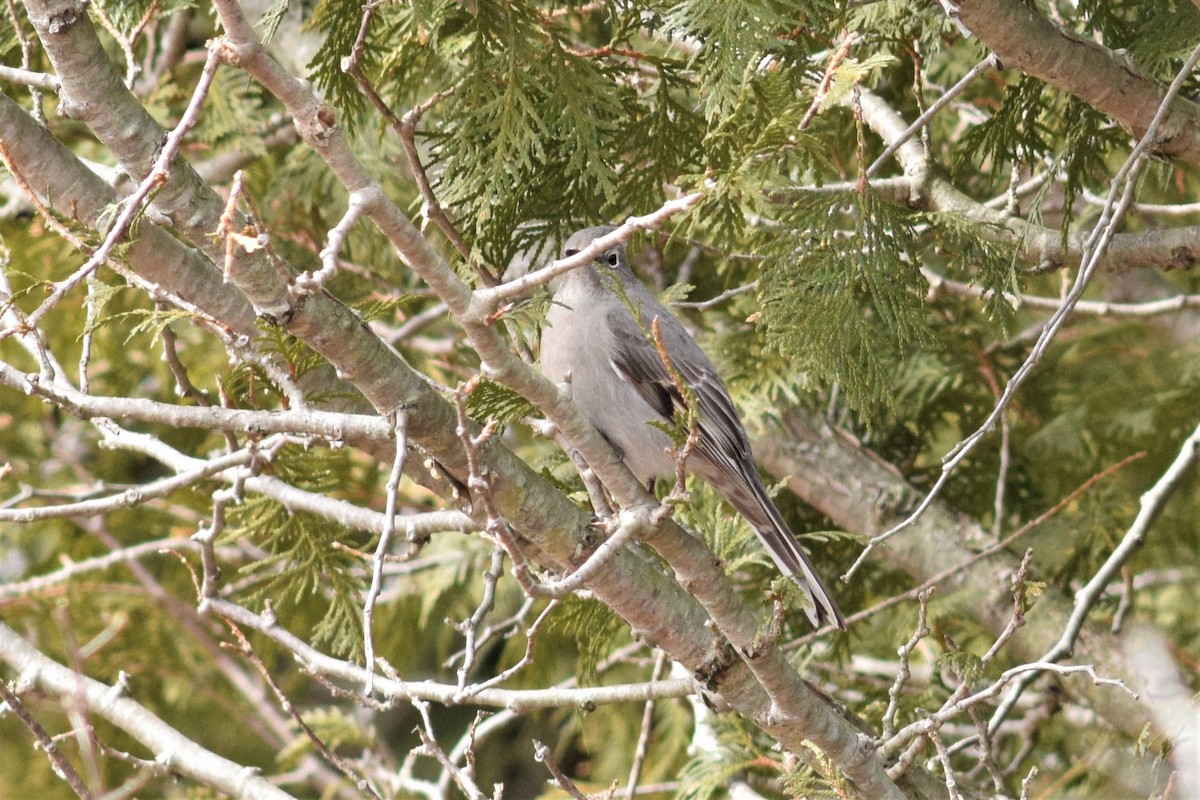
563,225 -> 629,274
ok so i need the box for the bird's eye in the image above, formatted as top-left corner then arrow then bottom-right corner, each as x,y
605,252 -> 619,267
564,248 -> 579,257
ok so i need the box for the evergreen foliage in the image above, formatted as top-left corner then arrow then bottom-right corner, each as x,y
760,189 -> 932,413
2,0 -> 1199,797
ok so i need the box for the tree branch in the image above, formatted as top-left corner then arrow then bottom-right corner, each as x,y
0,620 -> 299,800
204,598 -> 694,712
756,407 -> 1152,739
954,0 -> 1200,166
855,87 -> 1200,273
198,5 -> 916,793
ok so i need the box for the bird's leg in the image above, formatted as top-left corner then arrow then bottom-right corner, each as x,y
570,448 -> 615,520
530,375 -> 616,519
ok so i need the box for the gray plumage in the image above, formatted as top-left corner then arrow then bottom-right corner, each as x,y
540,226 -> 845,630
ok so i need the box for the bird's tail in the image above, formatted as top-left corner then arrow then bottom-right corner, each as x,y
724,473 -> 846,630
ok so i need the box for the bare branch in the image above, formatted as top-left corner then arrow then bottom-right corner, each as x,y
865,54 -> 997,179
454,599 -> 559,701
414,700 -> 488,800
625,650 -> 668,799
672,280 -> 758,311
845,42 -> 1200,579
0,538 -> 204,600
0,620 -> 299,800
954,0 -> 1200,166
881,588 -> 933,739
477,196 -> 704,306
923,267 -> 1200,317
0,63 -> 59,91
0,446 -> 265,523
988,414 -> 1200,734
202,598 -> 693,712
0,680 -> 94,799
534,740 -> 589,800
222,623 -> 383,800
363,408 -> 409,696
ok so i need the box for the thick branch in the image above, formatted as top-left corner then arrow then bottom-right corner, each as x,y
755,408 -> 1151,738
855,88 -> 1200,273
202,5 -> 924,796
0,620 -> 297,800
955,0 -> 1200,166
3,4 -> 924,794
0,91 -> 256,330
21,0 -> 291,316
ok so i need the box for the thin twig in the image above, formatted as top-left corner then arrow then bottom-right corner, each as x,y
799,32 -> 861,130
90,0 -> 159,87
928,727 -> 964,800
341,2 -> 479,274
454,599 -> 559,701
792,451 -> 1144,642
4,0 -> 46,122
78,276 -> 98,393
523,506 -> 654,599
844,41 -> 1200,581
0,538 -> 206,600
866,55 -> 997,178
222,622 -> 384,800
364,407 -> 408,696
477,196 -> 704,306
390,302 -> 449,341
924,267 -> 1200,317
52,607 -> 103,792
454,546 -> 507,691
0,446 -> 262,523
534,740 -> 589,800
625,650 -> 668,799
296,189 -> 369,291
886,659 -> 1134,776
881,588 -> 933,738
970,347 -> 1013,538
414,700 -> 488,800
988,414 -> 1200,734
672,281 -> 758,311
1111,567 -> 1135,634
1019,766 -> 1039,800
967,704 -> 1005,794
0,681 -> 94,800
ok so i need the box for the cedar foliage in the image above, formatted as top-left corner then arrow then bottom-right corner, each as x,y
2,0 -> 1200,798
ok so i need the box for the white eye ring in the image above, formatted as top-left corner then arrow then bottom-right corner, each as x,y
605,252 -> 619,267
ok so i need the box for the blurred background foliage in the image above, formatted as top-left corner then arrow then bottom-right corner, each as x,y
2,0 -> 1200,797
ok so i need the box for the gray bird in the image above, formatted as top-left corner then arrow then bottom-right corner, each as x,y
540,226 -> 845,629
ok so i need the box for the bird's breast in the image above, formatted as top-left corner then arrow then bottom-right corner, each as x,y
541,290 -> 675,483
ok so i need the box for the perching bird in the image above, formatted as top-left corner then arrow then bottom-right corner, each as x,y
540,226 -> 845,629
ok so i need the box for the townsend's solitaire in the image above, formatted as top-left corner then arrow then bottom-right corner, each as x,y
540,226 -> 845,629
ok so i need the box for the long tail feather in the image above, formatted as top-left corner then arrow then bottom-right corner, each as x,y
719,470 -> 845,630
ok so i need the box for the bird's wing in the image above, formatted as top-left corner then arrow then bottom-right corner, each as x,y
607,301 -> 846,629
605,305 -> 754,471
